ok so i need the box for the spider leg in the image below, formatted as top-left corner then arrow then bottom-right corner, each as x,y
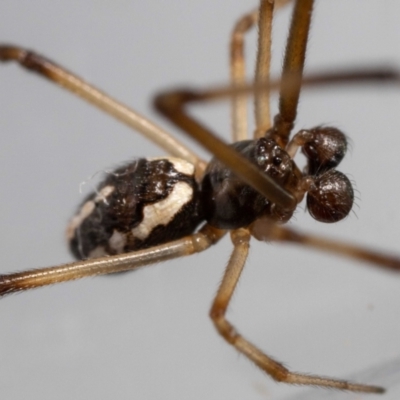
254,1 -> 273,138
210,228 -> 383,393
157,69 -> 399,106
0,224 -> 225,297
0,45 -> 204,170
250,221 -> 400,273
230,1 -> 293,142
230,8 -> 258,141
270,0 -> 314,147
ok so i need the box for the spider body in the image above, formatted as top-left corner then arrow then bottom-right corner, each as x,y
68,125 -> 352,261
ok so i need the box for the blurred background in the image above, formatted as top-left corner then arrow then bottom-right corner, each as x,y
0,1 -> 400,399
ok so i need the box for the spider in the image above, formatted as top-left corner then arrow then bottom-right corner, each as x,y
1,1 -> 400,399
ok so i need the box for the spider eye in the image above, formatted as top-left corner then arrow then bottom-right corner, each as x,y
257,154 -> 267,165
273,156 -> 282,166
265,139 -> 274,148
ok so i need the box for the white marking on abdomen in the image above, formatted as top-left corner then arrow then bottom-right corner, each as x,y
148,157 -> 195,176
88,246 -> 107,258
94,185 -> 115,203
66,200 -> 95,240
108,230 -> 127,253
66,185 -> 115,241
131,181 -> 193,240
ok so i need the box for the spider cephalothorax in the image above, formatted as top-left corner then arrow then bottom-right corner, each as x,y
202,137 -> 301,229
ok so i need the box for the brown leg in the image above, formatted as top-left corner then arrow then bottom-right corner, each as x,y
230,9 -> 258,142
0,224 -> 225,297
210,228 -> 384,393
156,68 -> 399,106
0,45 -> 204,169
250,220 -> 400,273
270,0 -> 314,147
230,1 -> 294,141
254,0 -> 273,138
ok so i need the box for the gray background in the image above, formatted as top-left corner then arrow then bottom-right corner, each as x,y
1,1 -> 400,400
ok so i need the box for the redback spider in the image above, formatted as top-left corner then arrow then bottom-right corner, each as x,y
0,0 -> 400,400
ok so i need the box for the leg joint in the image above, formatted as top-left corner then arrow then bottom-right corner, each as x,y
209,311 -> 238,345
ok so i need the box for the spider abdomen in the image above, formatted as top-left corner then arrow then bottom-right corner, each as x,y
67,157 -> 203,259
